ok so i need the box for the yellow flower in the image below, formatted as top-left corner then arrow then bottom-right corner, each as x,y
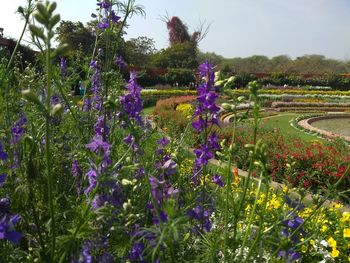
310,239 -> 315,247
341,212 -> 350,223
344,228 -> 350,238
301,245 -> 307,253
321,225 -> 328,232
331,248 -> 340,258
327,237 -> 337,248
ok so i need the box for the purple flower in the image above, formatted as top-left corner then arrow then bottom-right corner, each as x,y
123,134 -> 134,145
50,94 -> 61,106
187,205 -> 211,232
157,137 -> 170,147
129,242 -> 146,262
89,60 -> 98,69
114,55 -> 126,69
0,214 -> 22,245
97,18 -> 109,29
119,71 -> 143,125
111,10 -> 121,24
97,0 -> 111,9
59,57 -> 67,77
11,114 -> 27,144
0,141 -> 8,160
198,60 -> 215,84
278,248 -> 301,263
94,116 -> 110,137
0,198 -> 10,215
76,242 -> 92,263
84,169 -> 97,195
212,174 -> 225,187
86,135 -> 111,156
0,174 -> 6,188
72,160 -> 82,177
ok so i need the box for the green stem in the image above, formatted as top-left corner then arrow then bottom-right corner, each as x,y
223,112 -> 237,260
45,38 -> 56,260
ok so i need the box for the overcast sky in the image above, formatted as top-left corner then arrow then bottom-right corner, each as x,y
1,0 -> 350,60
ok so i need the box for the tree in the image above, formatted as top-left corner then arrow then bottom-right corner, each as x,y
55,21 -> 95,55
125,36 -> 156,67
150,42 -> 198,69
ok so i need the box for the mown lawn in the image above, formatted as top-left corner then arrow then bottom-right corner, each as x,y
259,113 -> 322,141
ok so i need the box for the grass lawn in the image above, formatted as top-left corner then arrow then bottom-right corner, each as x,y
259,113 -> 322,141
143,106 -> 155,116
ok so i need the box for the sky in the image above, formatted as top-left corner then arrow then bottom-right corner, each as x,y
1,0 -> 350,60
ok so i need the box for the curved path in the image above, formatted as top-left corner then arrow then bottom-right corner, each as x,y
298,115 -> 350,142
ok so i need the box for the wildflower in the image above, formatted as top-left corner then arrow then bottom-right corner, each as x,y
111,10 -> 120,24
129,242 -> 146,262
0,141 -> 8,160
114,55 -> 126,69
84,169 -> 97,195
187,205 -> 211,232
11,114 -> 27,144
97,18 -> 109,29
72,160 -> 82,177
327,237 -> 337,248
0,214 -> 22,245
59,57 -> 67,77
331,248 -> 340,258
97,0 -> 111,9
344,228 -> 350,238
278,248 -> 301,263
76,241 -> 92,263
89,60 -> 103,110
120,71 -> 143,125
0,198 -> 10,214
212,174 -> 225,187
0,174 -> 6,187
157,137 -> 170,147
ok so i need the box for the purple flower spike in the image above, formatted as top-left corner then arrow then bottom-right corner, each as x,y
212,174 -> 225,187
11,114 -> 27,144
97,18 -> 109,29
84,169 -> 98,195
0,141 -> 8,161
114,55 -> 126,69
59,57 -> 67,77
111,10 -> 121,24
0,174 -> 7,188
157,137 -> 170,147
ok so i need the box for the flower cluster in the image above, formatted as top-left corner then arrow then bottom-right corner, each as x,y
120,71 -> 143,125
86,60 -> 103,111
96,0 -> 121,30
11,114 -> 27,144
191,61 -> 221,186
0,145 -> 21,245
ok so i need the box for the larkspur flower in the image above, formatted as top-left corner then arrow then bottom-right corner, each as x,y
97,18 -> 109,29
120,71 -> 143,125
129,242 -> 146,262
11,114 -> 27,144
111,10 -> 121,24
0,214 -> 22,245
114,55 -> 126,69
187,205 -> 211,232
0,141 -> 8,160
97,0 -> 111,9
89,60 -> 103,111
72,160 -> 82,177
212,174 -> 225,187
59,57 -> 67,77
0,174 -> 6,187
0,198 -> 10,215
84,169 -> 97,195
278,248 -> 301,263
157,137 -> 170,147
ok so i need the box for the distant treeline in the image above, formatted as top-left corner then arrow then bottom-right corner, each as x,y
198,53 -> 350,75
